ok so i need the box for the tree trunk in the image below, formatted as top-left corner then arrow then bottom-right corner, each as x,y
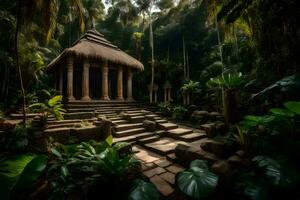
183,36 -> 186,79
233,24 -> 239,63
149,10 -> 154,103
223,89 -> 238,124
15,0 -> 27,125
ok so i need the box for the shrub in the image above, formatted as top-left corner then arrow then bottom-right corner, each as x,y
47,140 -> 141,199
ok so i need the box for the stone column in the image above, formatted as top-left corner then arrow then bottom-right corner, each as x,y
153,84 -> 158,104
168,89 -> 172,102
127,68 -> 133,101
164,89 -> 167,102
117,66 -> 124,100
101,62 -> 110,100
81,59 -> 91,101
59,67 -> 63,95
67,56 -> 75,101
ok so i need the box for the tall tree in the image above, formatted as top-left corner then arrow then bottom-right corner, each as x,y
13,0 -> 85,124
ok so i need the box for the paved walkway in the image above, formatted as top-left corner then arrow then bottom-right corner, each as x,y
110,109 -> 216,197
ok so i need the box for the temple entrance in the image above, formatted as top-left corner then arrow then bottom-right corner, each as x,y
90,67 -> 102,99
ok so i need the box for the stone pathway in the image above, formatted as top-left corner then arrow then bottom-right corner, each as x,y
38,102 -> 226,197
108,108 -> 224,197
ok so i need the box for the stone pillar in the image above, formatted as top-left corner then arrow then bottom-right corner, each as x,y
117,66 -> 124,100
183,92 -> 186,105
59,67 -> 63,95
168,88 -> 172,102
153,84 -> 158,104
164,89 -> 167,102
187,93 -> 190,105
67,56 -> 75,101
127,68 -> 133,101
101,62 -> 110,100
148,84 -> 153,103
81,59 -> 91,101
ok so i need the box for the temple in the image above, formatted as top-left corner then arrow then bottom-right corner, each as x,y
47,29 -> 144,102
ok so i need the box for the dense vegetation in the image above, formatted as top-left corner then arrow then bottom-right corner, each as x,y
0,0 -> 299,199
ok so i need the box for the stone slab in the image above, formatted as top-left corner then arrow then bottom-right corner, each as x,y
166,164 -> 185,174
150,175 -> 174,196
143,167 -> 166,178
167,128 -> 193,136
179,132 -> 207,142
154,159 -> 172,168
134,149 -> 163,163
144,138 -> 181,155
160,172 -> 175,185
158,123 -> 178,130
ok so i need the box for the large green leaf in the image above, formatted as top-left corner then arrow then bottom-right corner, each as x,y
253,156 -> 281,185
48,95 -> 63,107
0,154 -> 47,200
207,71 -> 243,89
243,115 -> 275,127
284,101 -> 300,115
270,108 -> 295,117
177,159 -> 218,199
128,179 -> 160,200
253,156 -> 298,188
105,134 -> 113,147
252,74 -> 300,98
16,155 -> 47,189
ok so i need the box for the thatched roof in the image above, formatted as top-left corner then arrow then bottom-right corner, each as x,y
47,29 -> 144,70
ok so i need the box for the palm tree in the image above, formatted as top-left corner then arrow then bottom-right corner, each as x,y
81,0 -> 105,30
14,0 -> 85,125
136,0 -> 155,103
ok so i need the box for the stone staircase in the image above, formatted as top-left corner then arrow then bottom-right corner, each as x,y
105,108 -> 229,197
25,101 -> 228,198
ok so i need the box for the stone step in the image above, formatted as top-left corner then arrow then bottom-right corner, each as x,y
127,112 -> 144,117
112,120 -> 127,125
130,116 -> 145,123
138,135 -> 160,144
156,119 -> 168,123
109,117 -> 122,121
158,123 -> 178,130
102,114 -> 118,118
143,138 -> 185,156
114,127 -> 146,137
115,123 -> 143,132
10,113 -> 40,119
113,132 -> 155,143
47,119 -> 82,125
145,114 -> 159,120
127,110 -> 147,114
176,131 -> 207,142
66,104 -> 140,109
64,112 -> 95,120
47,123 -> 81,129
66,100 -> 139,105
166,128 -> 193,138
